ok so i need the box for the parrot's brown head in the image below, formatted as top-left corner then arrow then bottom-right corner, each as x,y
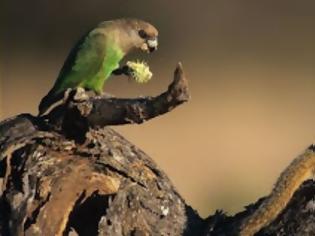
135,20 -> 158,53
114,18 -> 159,53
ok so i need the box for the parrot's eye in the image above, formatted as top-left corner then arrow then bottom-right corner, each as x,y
138,29 -> 148,39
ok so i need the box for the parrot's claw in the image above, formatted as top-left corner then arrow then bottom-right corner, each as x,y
63,87 -> 89,103
73,87 -> 89,102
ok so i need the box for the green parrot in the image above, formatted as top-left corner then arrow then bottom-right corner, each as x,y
38,18 -> 158,116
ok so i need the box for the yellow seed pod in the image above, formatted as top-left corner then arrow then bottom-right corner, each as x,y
126,60 -> 153,83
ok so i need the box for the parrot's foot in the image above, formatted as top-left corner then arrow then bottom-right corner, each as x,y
63,87 -> 89,103
112,65 -> 133,76
73,87 -> 90,102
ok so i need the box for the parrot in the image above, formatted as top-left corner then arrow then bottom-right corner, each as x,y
38,18 -> 158,116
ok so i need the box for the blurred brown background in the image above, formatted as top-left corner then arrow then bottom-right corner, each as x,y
1,0 -> 315,217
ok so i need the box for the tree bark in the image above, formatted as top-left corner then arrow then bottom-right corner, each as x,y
1,64 -> 315,236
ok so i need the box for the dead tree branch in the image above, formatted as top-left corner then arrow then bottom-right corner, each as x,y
46,63 -> 189,140
0,63 -> 315,236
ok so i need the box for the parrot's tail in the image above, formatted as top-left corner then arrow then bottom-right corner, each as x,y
38,89 -> 64,117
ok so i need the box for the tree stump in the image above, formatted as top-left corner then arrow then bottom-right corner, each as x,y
1,64 -> 315,236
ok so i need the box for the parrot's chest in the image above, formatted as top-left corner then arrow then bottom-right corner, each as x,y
85,46 -> 124,92
101,50 -> 123,79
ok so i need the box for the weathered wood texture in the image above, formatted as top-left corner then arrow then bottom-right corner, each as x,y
1,64 -> 315,236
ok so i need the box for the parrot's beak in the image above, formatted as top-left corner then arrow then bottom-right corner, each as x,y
141,38 -> 158,53
147,37 -> 158,53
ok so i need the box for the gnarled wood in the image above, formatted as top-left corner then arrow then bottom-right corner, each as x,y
1,63 -> 315,236
0,64 -> 203,236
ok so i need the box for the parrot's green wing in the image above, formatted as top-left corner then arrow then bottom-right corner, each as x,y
38,30 -> 123,116
54,30 -> 108,93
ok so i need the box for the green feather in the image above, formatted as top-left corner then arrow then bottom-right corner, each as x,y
38,29 -> 124,115
78,37 -> 124,93
54,31 -> 123,94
